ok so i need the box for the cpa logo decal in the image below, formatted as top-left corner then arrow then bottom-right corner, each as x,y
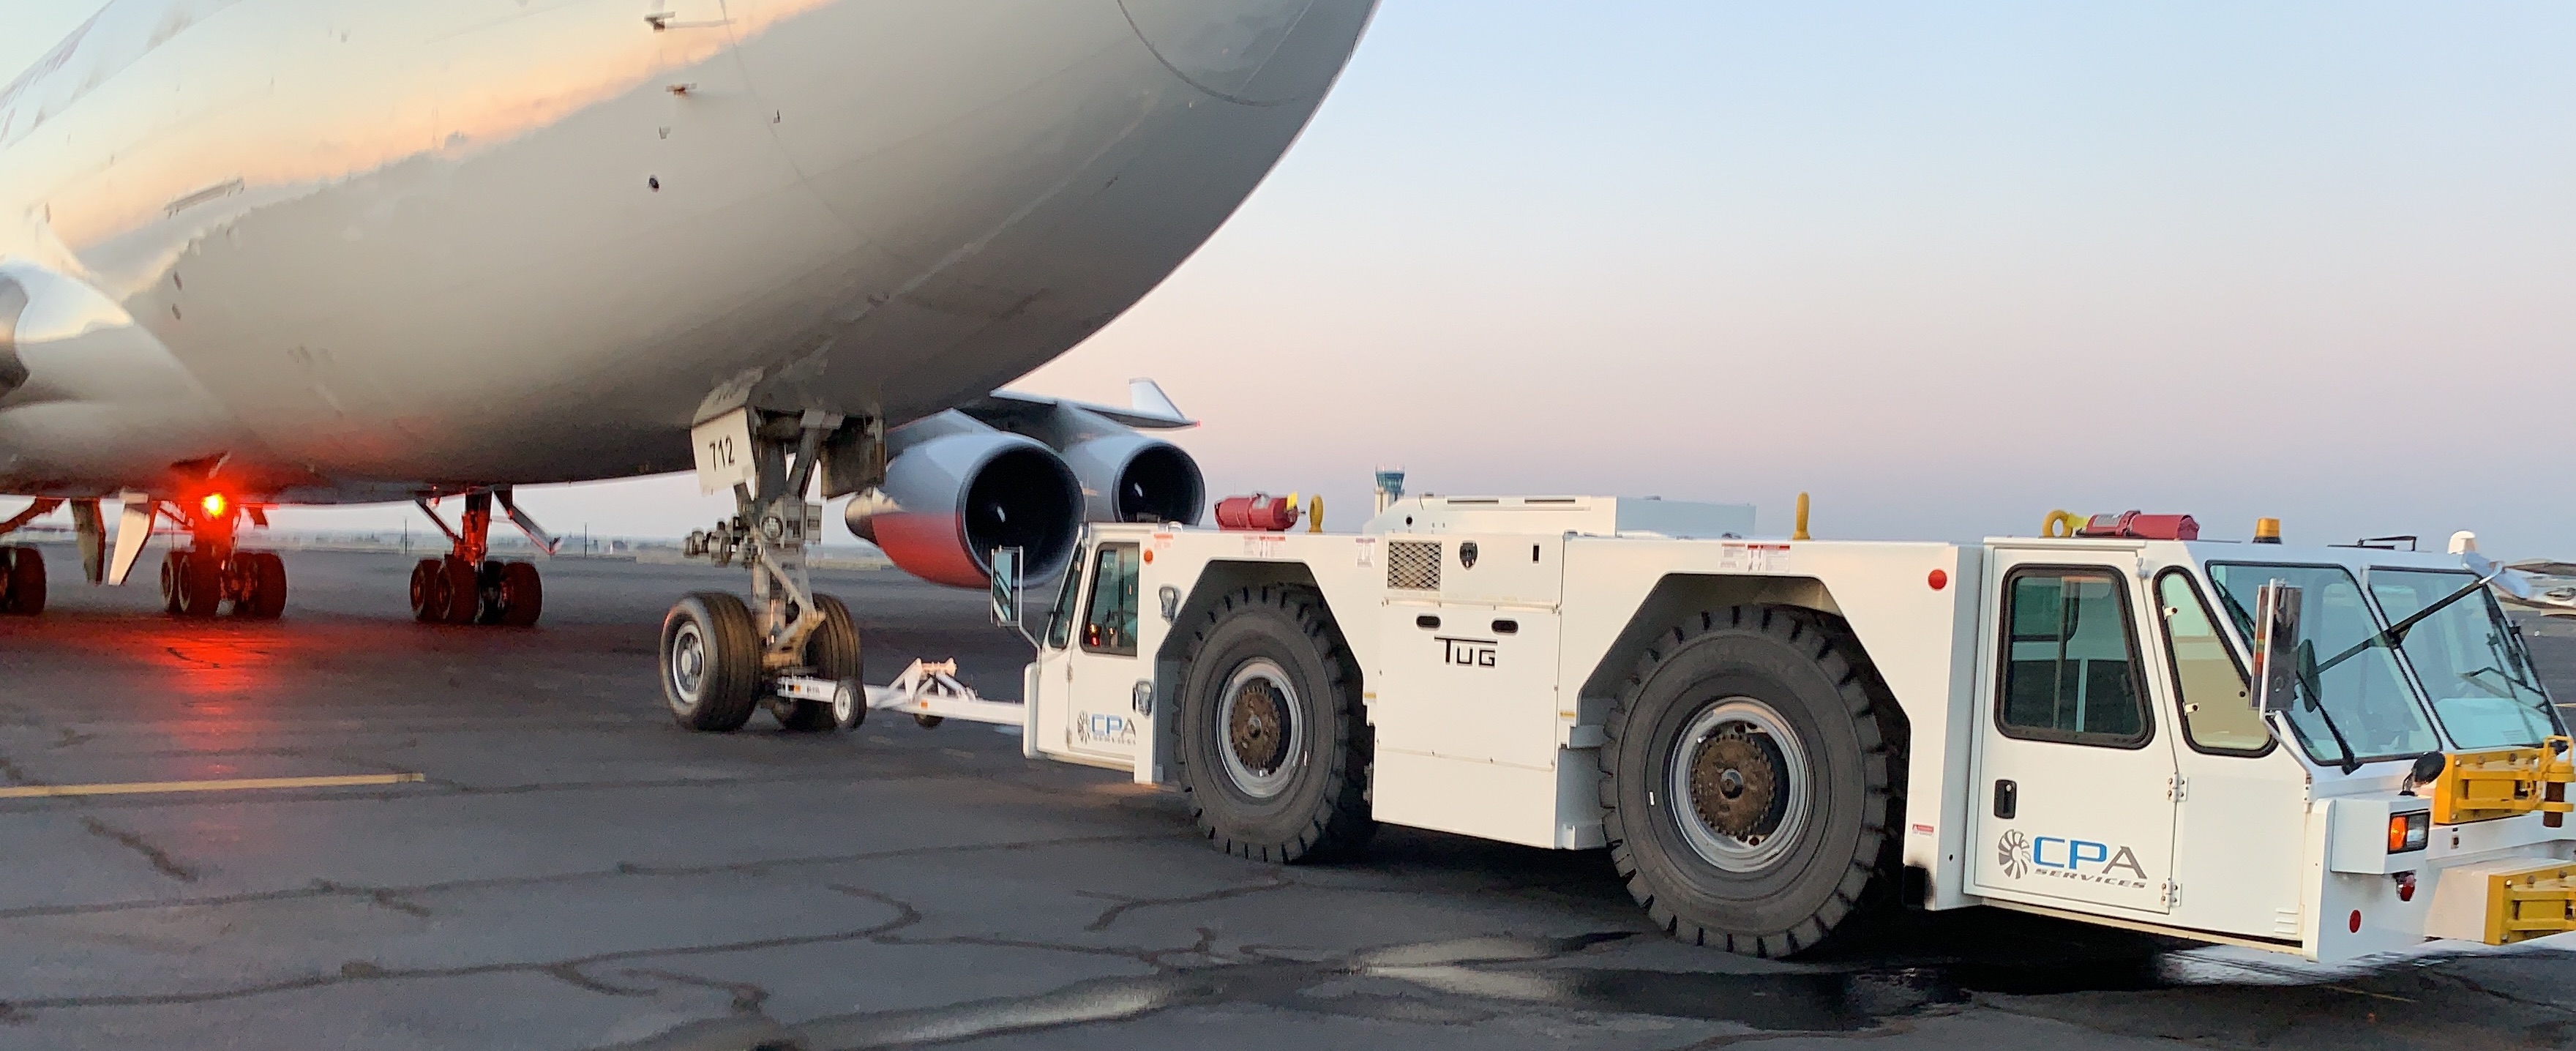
1993,829 -> 2151,889
1070,711 -> 1137,748
1997,829 -> 2032,879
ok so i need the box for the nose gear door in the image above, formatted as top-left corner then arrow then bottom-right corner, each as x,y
1969,550 -> 2182,915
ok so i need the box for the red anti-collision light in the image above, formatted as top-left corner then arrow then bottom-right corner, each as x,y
201,493 -> 228,518
1928,569 -> 1949,591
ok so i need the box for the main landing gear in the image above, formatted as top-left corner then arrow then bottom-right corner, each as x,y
154,495 -> 287,619
662,410 -> 864,733
408,489 -> 555,627
0,498 -> 64,616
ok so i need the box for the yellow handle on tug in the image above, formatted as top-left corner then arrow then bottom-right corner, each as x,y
2042,509 -> 2086,538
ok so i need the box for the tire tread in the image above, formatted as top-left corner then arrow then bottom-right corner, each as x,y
1175,584 -> 1374,864
1596,603 -> 1905,958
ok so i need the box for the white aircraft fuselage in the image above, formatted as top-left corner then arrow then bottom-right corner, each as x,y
0,0 -> 1374,503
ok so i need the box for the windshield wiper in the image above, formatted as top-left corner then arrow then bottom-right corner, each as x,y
2291,639 -> 2363,774
2318,575 -> 2494,675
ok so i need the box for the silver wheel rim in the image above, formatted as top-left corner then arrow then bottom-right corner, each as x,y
668,620 -> 708,712
1668,697 -> 1811,872
832,684 -> 855,725
1216,658 -> 1303,799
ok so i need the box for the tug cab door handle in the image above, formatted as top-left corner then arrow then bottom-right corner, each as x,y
1993,779 -> 2018,820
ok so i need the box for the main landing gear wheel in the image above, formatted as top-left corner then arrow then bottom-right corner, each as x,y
490,561 -> 543,627
1600,605 -> 1903,958
232,552 -> 288,619
1175,584 -> 1374,864
662,591 -> 762,732
0,545 -> 43,616
412,556 -> 542,626
409,559 -> 445,622
162,550 -> 225,618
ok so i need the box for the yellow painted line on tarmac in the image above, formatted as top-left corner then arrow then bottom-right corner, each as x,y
0,773 -> 424,799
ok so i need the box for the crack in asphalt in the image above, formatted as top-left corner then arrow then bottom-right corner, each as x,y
0,917 -> 927,1016
75,816 -> 198,883
1077,875 -> 1296,933
0,831 -> 1153,924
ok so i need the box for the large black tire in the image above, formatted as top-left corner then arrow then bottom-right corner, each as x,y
806,594 -> 865,731
1600,605 -> 1902,958
441,556 -> 482,625
662,591 -> 762,732
160,550 -> 187,614
0,546 -> 42,616
771,596 -> 845,733
409,559 -> 443,622
494,562 -> 543,627
236,553 -> 287,619
1173,585 -> 1374,863
173,551 -> 222,617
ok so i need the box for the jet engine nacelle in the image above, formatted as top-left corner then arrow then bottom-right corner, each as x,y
845,411 -> 1082,588
1043,403 -> 1204,526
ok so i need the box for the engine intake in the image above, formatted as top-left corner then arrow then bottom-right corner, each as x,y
1030,404 -> 1205,526
845,411 -> 1082,588
1062,433 -> 1203,525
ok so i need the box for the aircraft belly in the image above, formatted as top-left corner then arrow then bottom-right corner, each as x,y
0,0 -> 1377,496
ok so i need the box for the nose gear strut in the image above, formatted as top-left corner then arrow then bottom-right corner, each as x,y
664,408 -> 868,733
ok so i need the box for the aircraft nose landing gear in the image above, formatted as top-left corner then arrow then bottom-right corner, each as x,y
662,409 -> 866,733
409,489 -> 554,626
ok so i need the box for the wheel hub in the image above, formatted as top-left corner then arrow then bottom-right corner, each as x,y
1216,659 -> 1303,799
1668,697 -> 1811,872
1688,730 -> 1781,840
1227,681 -> 1289,775
669,624 -> 707,706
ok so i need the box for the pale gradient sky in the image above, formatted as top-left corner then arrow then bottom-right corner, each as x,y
7,2 -> 2575,555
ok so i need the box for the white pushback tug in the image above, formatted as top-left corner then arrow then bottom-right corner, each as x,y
663,485 -> 2576,962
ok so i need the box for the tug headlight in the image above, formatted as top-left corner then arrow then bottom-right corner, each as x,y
2388,811 -> 2430,853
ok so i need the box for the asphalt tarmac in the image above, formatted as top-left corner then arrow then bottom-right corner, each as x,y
6,546 -> 2576,1050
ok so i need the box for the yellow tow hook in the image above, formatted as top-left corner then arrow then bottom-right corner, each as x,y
2425,737 -> 2576,826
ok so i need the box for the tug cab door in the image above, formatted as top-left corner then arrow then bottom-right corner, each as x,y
1969,550 -> 2182,916
1031,542 -> 1148,770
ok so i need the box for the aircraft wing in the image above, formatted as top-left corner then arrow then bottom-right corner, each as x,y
2502,561 -> 2576,616
961,378 -> 1196,431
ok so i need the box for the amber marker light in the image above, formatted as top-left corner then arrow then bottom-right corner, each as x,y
2388,811 -> 2429,853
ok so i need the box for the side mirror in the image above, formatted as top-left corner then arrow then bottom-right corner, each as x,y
2253,580 -> 2305,714
989,546 -> 1023,629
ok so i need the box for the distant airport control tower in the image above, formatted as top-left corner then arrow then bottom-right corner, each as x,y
1374,470 -> 1406,514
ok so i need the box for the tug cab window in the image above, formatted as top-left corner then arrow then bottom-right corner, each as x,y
1043,545 -> 1086,650
2157,571 -> 2266,754
1080,543 -> 1141,657
1999,569 -> 2153,747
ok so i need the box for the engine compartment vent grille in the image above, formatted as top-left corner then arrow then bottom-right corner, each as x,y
1388,541 -> 1441,591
